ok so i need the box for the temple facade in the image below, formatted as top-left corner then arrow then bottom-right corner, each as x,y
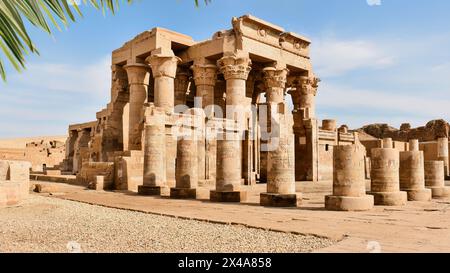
62,15 -> 360,197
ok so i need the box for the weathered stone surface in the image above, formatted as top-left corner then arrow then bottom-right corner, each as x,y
0,160 -> 30,207
260,193 -> 301,207
142,124 -> 166,188
114,151 -> 144,192
399,140 -> 432,201
77,162 -> 115,190
325,144 -> 374,211
368,148 -> 407,206
424,161 -> 450,198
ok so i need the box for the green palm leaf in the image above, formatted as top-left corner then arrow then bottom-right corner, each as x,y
0,0 -> 210,82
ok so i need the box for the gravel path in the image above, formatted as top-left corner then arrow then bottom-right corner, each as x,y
0,195 -> 334,253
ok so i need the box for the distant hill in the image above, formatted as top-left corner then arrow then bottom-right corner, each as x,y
355,119 -> 449,142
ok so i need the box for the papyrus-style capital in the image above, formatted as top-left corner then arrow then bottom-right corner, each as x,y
123,63 -> 151,85
291,75 -> 320,96
191,63 -> 218,86
217,55 -> 252,81
146,52 -> 181,79
262,67 -> 289,89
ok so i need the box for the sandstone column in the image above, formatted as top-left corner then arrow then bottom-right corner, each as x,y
124,63 -> 151,150
399,139 -> 432,201
368,140 -> 407,206
191,60 -> 218,111
383,137 -> 393,149
146,49 -> 181,113
217,54 -> 251,188
211,128 -> 247,202
322,119 -> 337,131
437,137 -> 449,177
262,67 -> 289,104
424,160 -> 450,198
259,67 -> 288,184
325,144 -> 374,211
191,60 -> 218,184
174,68 -> 190,106
171,127 -> 199,199
146,49 -> 180,188
260,112 -> 300,207
217,54 -> 252,110
290,76 -> 319,117
289,76 -> 320,182
138,123 -> 167,196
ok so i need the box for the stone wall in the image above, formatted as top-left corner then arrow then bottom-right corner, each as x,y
77,162 -> 115,190
114,151 -> 144,192
0,160 -> 30,207
0,137 -> 66,172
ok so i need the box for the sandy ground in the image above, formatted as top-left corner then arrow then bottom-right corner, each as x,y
0,194 -> 333,253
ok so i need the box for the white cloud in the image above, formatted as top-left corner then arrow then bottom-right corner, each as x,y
316,82 -> 450,128
6,55 -> 111,96
311,38 -> 395,77
0,56 -> 112,138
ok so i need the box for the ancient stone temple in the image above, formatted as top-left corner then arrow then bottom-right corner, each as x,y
62,15 -> 360,198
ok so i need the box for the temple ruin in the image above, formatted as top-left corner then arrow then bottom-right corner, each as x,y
61,15 -> 359,203
43,14 -> 449,209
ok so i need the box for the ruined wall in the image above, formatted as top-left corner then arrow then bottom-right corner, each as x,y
0,137 -> 66,172
24,140 -> 65,171
77,162 -> 115,190
114,150 -> 144,192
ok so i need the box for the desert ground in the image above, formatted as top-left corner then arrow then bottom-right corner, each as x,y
2,179 -> 450,253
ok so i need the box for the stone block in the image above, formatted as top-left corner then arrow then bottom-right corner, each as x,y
260,193 -> 302,207
210,190 -> 247,203
170,188 -> 197,199
325,195 -> 374,211
367,191 -> 408,206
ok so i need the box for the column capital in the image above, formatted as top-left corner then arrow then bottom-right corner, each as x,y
175,67 -> 191,88
289,75 -> 320,96
191,63 -> 217,86
146,52 -> 181,79
262,67 -> 289,89
123,63 -> 151,85
217,55 -> 252,81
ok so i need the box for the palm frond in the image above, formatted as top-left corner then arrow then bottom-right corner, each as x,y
0,0 -> 134,81
0,0 -> 210,82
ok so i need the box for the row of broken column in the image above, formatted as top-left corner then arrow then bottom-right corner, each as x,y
326,138 -> 450,211
137,108 -> 300,207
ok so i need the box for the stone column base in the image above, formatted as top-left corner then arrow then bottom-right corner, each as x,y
404,188 -> 432,201
367,191 -> 407,206
260,193 -> 302,207
428,186 -> 450,199
138,185 -> 169,196
210,191 -> 247,203
325,195 -> 374,211
170,188 -> 197,199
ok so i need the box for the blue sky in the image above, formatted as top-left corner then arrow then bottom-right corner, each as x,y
1,0 -> 450,138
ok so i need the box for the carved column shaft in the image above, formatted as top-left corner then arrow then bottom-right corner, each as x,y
146,52 -> 181,112
124,63 -> 151,151
174,70 -> 190,106
191,63 -> 217,109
